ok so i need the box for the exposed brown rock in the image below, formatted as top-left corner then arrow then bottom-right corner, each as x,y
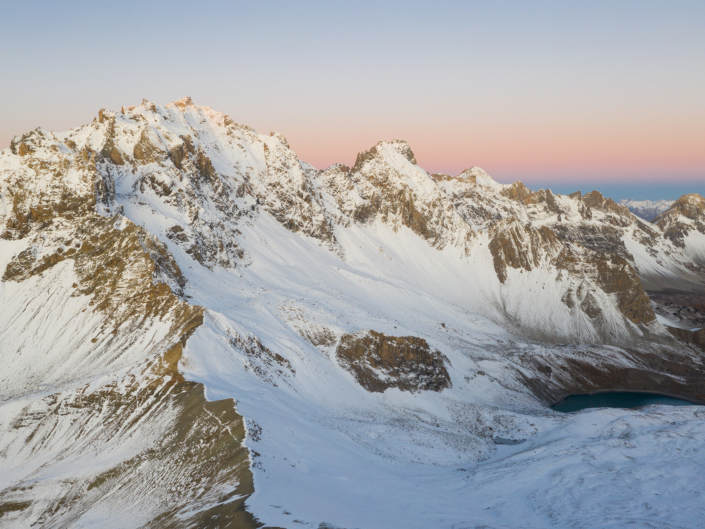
579,291 -> 603,319
655,193 -> 705,224
168,135 -> 195,169
336,330 -> 451,393
17,142 -> 33,157
501,181 -> 534,203
0,142 -> 261,526
0,331 -> 261,528
141,98 -> 157,112
500,184 -> 565,217
1,187 -> 97,241
553,245 -> 656,325
172,96 -> 195,111
195,148 -> 217,181
3,214 -> 193,330
593,254 -> 656,324
488,221 -> 559,283
654,194 -> 705,251
668,326 -> 705,352
98,114 -> 125,166
580,190 -> 630,217
352,140 -> 417,171
299,325 -> 337,347
132,128 -> 160,164
259,140 -> 338,247
487,219 -> 655,325
139,172 -> 173,196
10,129 -> 45,157
551,223 -> 631,257
522,345 -> 705,407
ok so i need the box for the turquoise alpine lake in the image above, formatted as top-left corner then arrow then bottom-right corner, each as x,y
552,392 -> 698,413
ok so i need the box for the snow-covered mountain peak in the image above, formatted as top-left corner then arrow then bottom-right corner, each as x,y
459,166 -> 498,187
652,194 -> 705,261
4,98 -> 705,528
619,198 -> 674,221
352,139 -> 418,170
659,193 -> 705,221
430,167 -> 500,190
168,95 -> 196,111
321,162 -> 350,173
1,97 -> 702,326
329,138 -> 475,251
267,130 -> 291,149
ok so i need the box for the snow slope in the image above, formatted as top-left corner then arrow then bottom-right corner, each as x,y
174,217 -> 705,527
2,98 -> 705,528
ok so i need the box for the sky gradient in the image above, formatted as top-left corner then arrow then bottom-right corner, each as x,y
1,1 -> 703,200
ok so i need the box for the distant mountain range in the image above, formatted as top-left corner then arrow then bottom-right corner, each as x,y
619,198 -> 675,221
1,98 -> 705,528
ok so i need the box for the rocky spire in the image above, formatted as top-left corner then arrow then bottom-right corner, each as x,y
171,96 -> 195,111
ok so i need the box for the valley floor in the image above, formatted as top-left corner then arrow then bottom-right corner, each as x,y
186,325 -> 705,529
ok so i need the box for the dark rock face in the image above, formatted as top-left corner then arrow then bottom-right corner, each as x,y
668,326 -> 705,352
650,289 -> 705,329
551,223 -> 631,257
516,336 -> 705,408
336,330 -> 451,393
228,332 -> 294,386
488,221 -> 559,283
593,254 -> 656,324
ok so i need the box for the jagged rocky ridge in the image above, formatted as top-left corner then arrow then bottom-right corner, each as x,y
0,125 -> 260,526
2,98 -> 705,528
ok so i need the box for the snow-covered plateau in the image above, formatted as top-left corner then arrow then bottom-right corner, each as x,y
1,98 -> 705,528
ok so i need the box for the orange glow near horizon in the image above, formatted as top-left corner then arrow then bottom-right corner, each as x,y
2,102 -> 702,187
282,116 -> 705,184
2,1 -> 704,197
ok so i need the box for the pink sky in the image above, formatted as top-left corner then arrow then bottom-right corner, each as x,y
1,1 -> 703,193
273,113 -> 705,184
2,102 -> 702,188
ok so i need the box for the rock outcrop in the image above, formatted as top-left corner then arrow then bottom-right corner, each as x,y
0,338 -> 260,528
336,330 -> 451,393
488,221 -> 560,283
654,194 -> 705,251
320,140 -> 475,252
0,116 -> 261,526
